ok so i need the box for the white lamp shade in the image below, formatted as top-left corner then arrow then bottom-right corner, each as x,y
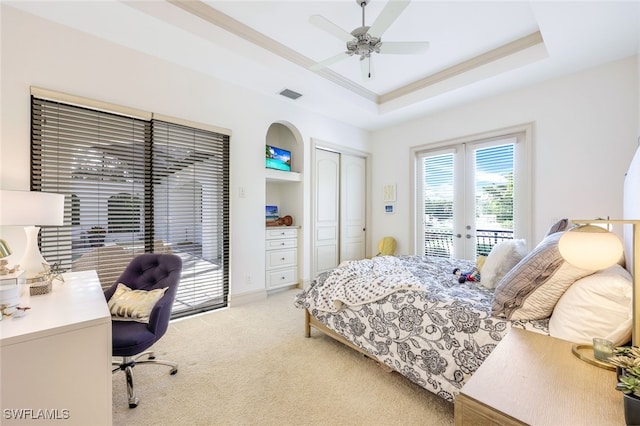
0,190 -> 65,279
0,190 -> 65,226
558,225 -> 624,270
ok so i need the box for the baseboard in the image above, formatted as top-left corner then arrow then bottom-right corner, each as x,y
267,284 -> 299,295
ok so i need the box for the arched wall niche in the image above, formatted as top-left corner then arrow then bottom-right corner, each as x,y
265,121 -> 303,173
264,120 -> 304,292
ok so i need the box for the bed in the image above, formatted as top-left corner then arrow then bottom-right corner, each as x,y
295,220 -> 635,402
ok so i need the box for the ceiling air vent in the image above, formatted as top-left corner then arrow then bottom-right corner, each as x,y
278,88 -> 302,100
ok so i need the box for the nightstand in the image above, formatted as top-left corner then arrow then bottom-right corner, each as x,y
454,328 -> 624,425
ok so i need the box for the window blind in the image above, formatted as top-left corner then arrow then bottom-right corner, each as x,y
151,120 -> 230,317
474,143 -> 515,257
421,152 -> 455,257
31,96 -> 229,318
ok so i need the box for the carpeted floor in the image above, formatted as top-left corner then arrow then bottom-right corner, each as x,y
112,288 -> 454,425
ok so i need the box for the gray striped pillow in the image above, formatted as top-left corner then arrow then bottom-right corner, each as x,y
491,232 -> 596,320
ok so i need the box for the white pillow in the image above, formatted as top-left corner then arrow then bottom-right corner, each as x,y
108,283 -> 168,323
480,239 -> 528,289
549,264 -> 632,346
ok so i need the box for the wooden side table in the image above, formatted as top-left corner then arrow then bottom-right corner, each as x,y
454,328 -> 624,425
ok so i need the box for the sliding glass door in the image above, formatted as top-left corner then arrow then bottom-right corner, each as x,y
31,96 -> 230,319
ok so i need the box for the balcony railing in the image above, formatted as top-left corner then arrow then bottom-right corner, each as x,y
424,228 -> 514,258
476,229 -> 514,256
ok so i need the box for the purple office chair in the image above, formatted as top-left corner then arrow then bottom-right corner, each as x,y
104,253 -> 182,408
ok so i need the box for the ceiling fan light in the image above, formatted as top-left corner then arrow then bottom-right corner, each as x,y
309,0 -> 427,80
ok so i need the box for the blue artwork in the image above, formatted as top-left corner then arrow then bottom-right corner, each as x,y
266,145 -> 291,172
266,205 -> 279,220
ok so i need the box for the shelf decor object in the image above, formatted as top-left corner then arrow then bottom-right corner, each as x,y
0,270 -> 26,319
0,238 -> 12,275
559,219 -> 640,360
0,190 -> 65,282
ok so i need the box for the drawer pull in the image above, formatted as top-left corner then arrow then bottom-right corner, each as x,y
281,257 -> 286,261
281,242 -> 285,246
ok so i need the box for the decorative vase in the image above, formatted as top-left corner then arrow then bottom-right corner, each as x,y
623,394 -> 640,426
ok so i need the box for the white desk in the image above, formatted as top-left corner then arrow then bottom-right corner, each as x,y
0,271 -> 112,425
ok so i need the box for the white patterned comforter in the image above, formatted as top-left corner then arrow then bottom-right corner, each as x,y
294,255 -> 549,402
306,256 -> 424,312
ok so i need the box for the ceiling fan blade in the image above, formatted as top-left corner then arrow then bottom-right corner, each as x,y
360,56 -> 375,80
310,52 -> 350,71
368,0 -> 411,39
379,41 -> 430,54
309,15 -> 355,43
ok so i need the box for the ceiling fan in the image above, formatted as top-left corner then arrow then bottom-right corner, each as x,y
309,0 -> 429,80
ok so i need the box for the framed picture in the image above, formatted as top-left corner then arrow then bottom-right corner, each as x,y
265,205 -> 279,220
384,203 -> 395,214
383,184 -> 396,202
265,145 -> 291,172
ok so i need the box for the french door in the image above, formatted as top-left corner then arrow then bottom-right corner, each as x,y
416,129 -> 530,260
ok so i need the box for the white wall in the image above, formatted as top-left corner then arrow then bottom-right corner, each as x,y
371,56 -> 639,255
0,5 -> 371,300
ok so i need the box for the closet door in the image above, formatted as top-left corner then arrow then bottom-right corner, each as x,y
340,154 -> 366,261
314,149 -> 340,273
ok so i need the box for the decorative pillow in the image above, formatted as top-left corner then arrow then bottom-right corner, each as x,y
491,232 -> 596,320
480,239 -> 528,290
108,283 -> 168,323
549,264 -> 632,346
545,218 -> 570,236
476,255 -> 487,272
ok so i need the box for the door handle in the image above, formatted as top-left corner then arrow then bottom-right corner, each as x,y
455,234 -> 462,239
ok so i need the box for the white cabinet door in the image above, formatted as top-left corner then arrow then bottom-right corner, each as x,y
314,149 -> 340,274
340,153 -> 366,261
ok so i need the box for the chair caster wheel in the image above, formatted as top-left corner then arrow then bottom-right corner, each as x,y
170,368 -> 178,375
128,397 -> 139,408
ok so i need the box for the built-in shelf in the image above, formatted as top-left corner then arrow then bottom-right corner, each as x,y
266,168 -> 301,182
266,122 -> 303,293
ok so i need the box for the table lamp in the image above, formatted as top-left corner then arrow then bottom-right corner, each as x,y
559,219 -> 640,366
0,190 -> 65,281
